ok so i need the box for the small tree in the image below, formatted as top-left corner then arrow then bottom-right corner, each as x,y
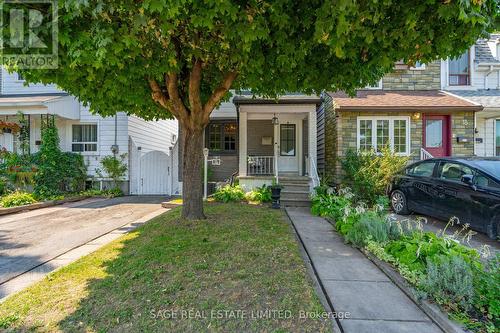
97,154 -> 128,190
341,147 -> 409,205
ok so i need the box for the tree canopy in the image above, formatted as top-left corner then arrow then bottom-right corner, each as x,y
7,0 -> 498,121
3,0 -> 497,219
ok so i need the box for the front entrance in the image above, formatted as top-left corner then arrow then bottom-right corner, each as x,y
276,120 -> 301,173
423,115 -> 450,157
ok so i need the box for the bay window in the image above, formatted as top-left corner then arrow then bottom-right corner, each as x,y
357,117 -> 410,155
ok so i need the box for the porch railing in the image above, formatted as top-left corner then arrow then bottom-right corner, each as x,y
308,156 -> 320,192
420,148 -> 434,160
247,156 -> 274,176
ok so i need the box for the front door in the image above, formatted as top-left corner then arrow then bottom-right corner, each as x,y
423,115 -> 450,157
277,122 -> 299,173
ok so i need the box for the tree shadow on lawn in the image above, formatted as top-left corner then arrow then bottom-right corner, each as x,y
45,203 -> 331,333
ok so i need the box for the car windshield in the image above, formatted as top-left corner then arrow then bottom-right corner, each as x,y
475,160 -> 500,178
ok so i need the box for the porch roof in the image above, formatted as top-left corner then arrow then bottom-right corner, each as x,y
0,93 -> 68,106
233,95 -> 321,105
328,90 -> 483,112
0,93 -> 80,119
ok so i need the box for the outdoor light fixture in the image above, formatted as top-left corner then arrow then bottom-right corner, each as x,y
272,113 -> 279,125
413,112 -> 421,120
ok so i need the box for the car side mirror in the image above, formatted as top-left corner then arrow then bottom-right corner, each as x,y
461,174 -> 475,187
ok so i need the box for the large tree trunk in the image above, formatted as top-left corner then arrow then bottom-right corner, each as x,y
180,122 -> 205,219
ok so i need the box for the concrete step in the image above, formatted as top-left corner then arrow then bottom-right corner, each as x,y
281,198 -> 311,208
278,176 -> 310,182
281,191 -> 310,201
281,183 -> 310,192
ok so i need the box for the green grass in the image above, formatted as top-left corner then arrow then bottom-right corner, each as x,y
0,203 -> 331,332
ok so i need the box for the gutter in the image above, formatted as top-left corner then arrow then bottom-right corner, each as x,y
233,96 -> 321,106
335,105 -> 483,112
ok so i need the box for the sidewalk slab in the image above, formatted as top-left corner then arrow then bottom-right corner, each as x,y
285,207 -> 443,333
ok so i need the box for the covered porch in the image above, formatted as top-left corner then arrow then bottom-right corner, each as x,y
235,96 -> 320,191
0,94 -> 81,153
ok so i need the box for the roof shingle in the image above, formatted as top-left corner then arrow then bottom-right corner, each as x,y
327,90 -> 482,111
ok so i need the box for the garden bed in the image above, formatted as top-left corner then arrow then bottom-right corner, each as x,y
0,195 -> 91,216
312,186 -> 499,333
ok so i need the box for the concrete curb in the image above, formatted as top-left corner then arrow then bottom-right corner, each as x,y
0,207 -> 168,301
324,217 -> 467,333
0,195 -> 92,216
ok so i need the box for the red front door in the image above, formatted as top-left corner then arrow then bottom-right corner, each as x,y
423,115 -> 450,157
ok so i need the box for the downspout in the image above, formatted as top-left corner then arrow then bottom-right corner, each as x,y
484,65 -> 494,89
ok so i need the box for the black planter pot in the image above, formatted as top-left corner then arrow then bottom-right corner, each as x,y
270,186 -> 281,209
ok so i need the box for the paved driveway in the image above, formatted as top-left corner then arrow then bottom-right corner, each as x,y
0,196 -> 166,286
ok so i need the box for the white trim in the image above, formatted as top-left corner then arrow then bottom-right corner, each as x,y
356,116 -> 411,156
410,62 -> 426,70
364,79 -> 383,89
495,118 -> 500,157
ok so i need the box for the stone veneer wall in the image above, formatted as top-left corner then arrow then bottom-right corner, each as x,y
323,105 -> 475,183
382,61 -> 441,90
451,111 -> 475,156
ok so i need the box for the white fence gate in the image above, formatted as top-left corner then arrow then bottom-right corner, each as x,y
139,151 -> 170,195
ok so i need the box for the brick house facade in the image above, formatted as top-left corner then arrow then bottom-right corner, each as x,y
318,61 -> 481,183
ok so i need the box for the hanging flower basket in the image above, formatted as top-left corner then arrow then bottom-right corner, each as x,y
0,121 -> 21,134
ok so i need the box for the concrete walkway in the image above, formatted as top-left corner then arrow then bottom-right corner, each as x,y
0,196 -> 169,300
286,207 -> 443,333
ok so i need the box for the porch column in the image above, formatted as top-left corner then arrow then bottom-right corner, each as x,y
239,111 -> 247,177
308,109 -> 317,175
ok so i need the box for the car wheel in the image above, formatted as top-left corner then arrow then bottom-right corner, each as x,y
391,190 -> 410,215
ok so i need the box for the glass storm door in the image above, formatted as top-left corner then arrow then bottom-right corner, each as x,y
423,115 -> 449,157
278,122 -> 299,173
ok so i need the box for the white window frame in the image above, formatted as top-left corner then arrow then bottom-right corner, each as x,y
71,123 -> 99,154
364,79 -> 383,90
356,116 -> 411,156
410,61 -> 426,70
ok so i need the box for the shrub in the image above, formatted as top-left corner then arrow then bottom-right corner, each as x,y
385,231 -> 480,274
96,154 -> 128,190
311,190 -> 352,221
213,185 -> 245,202
422,256 -> 475,311
33,121 -> 87,198
0,191 -> 37,207
341,147 -> 409,205
245,185 -> 272,203
473,254 -> 500,328
345,211 -> 390,247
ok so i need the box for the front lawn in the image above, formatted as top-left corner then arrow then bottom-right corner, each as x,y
0,203 -> 331,332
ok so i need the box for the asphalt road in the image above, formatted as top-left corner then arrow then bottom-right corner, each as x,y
0,196 -> 166,285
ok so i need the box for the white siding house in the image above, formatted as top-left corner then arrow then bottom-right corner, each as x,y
0,68 -> 179,195
441,34 -> 500,157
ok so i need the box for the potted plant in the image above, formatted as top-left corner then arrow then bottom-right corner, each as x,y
270,178 -> 283,209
